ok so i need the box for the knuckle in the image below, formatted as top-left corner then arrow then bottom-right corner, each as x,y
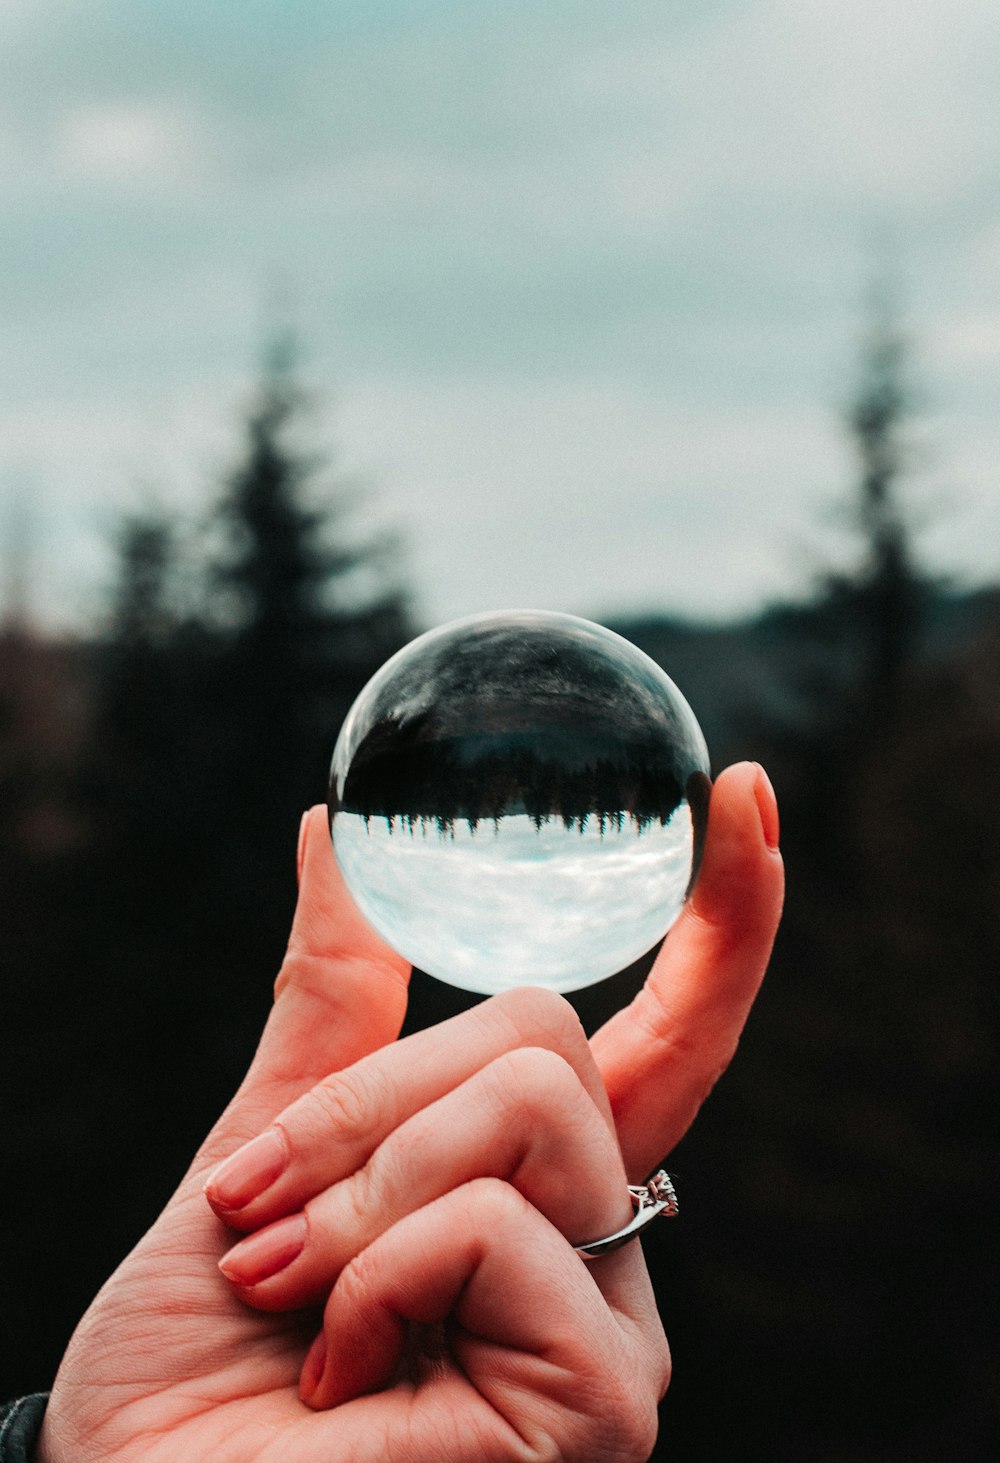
487,1046 -> 583,1125
346,1131 -> 409,1230
492,985 -> 586,1052
634,984 -> 740,1079
652,1329 -> 672,1403
464,1175 -> 530,1233
336,1242 -> 382,1312
620,1394 -> 661,1463
334,950 -> 411,1005
587,1372 -> 662,1463
338,1156 -> 377,1232
537,1363 -> 661,1463
309,1063 -> 383,1138
274,951 -> 408,1050
631,981 -> 689,1047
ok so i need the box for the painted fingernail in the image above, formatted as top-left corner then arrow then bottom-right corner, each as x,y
300,1330 -> 327,1404
218,1212 -> 307,1287
204,1128 -> 289,1211
752,763 -> 780,850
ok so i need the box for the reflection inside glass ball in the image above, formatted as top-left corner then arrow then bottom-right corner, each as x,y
329,610 -> 711,995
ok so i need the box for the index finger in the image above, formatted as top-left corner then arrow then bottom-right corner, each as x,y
590,761 -> 784,1179
195,806 -> 411,1172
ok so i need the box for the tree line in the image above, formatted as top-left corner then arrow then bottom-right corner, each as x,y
1,316 -> 997,1458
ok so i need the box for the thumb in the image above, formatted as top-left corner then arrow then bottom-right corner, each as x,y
201,805 -> 411,1161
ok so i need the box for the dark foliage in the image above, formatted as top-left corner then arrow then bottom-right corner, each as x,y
0,359 -> 412,1399
1,324 -> 996,1458
611,308 -> 999,1459
337,720 -> 697,833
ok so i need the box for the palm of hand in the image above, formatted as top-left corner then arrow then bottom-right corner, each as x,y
43,1155 -> 320,1462
46,1160 -> 649,1463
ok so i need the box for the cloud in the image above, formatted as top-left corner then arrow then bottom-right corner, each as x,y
1,0 -> 998,628
57,101 -> 203,184
335,374 -> 848,622
334,808 -> 695,993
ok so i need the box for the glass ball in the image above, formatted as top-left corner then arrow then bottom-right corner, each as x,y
329,610 -> 710,995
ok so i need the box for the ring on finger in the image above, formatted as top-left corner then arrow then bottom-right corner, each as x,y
573,1170 -> 678,1261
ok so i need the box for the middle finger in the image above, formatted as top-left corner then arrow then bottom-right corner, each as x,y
217,1043 -> 633,1310
205,985 -> 614,1231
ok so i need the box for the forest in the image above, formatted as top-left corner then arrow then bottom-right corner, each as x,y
1,321 -> 996,1460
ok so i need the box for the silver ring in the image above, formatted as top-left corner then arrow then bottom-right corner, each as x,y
574,1170 -> 678,1261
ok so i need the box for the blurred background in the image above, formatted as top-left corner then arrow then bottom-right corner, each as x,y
2,3 -> 998,1457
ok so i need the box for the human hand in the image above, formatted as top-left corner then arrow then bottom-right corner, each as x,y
38,761 -> 781,1462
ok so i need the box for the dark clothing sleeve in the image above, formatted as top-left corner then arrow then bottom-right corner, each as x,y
0,1397 -> 48,1462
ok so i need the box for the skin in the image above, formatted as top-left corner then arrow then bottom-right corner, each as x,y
38,761 -> 783,1463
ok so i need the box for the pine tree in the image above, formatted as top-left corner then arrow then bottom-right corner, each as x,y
841,293 -> 927,709
649,302 -> 961,1460
99,512 -> 184,825
70,350 -> 413,1311
2,348 -> 416,1398
207,340 -> 409,846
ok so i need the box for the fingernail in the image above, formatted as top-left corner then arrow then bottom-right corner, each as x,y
297,809 -> 311,881
218,1212 -> 307,1287
300,1330 -> 327,1404
752,763 -> 780,850
204,1128 -> 288,1212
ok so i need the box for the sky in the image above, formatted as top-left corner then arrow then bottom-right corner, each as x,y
2,0 -> 999,631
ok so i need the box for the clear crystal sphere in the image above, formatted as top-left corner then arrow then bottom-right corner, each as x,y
329,610 -> 710,995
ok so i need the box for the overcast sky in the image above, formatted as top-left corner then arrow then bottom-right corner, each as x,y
2,0 -> 998,631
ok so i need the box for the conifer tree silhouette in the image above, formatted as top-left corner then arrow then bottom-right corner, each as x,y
204,337 -> 411,956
